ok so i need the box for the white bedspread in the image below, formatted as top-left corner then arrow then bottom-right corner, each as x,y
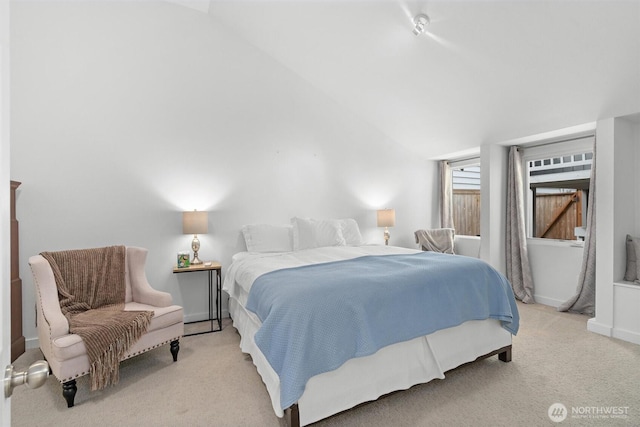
223,245 -> 419,307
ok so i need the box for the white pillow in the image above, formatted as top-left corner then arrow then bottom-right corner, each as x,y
291,217 -> 346,250
340,218 -> 364,246
241,224 -> 293,252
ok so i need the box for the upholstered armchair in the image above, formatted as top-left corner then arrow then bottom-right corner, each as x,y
414,228 -> 455,254
29,246 -> 184,408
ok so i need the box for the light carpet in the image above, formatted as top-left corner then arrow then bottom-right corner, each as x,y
11,302 -> 640,426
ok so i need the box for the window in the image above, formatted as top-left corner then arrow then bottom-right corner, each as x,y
523,135 -> 594,240
451,161 -> 480,236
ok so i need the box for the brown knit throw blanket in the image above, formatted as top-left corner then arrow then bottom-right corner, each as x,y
41,246 -> 153,391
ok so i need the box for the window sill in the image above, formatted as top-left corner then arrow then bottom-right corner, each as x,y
455,235 -> 481,240
613,281 -> 640,289
526,238 -> 585,248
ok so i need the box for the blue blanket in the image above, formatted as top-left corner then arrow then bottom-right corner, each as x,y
246,251 -> 519,410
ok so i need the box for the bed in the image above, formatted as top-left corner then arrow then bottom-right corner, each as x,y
223,218 -> 519,426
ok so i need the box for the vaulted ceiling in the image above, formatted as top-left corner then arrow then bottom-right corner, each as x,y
184,1 -> 640,159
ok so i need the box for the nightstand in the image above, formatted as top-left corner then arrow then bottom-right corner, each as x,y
172,261 -> 222,336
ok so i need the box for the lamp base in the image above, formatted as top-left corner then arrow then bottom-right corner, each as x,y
191,235 -> 203,264
384,228 -> 390,246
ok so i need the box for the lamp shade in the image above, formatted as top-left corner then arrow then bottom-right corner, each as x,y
377,209 -> 396,227
183,210 -> 208,235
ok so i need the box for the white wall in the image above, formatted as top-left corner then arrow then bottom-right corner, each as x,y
591,118 -> 616,334
528,240 -> 584,307
1,0 -> 13,423
589,115 -> 640,344
612,118 -> 638,280
637,120 -> 640,235
10,2 -> 437,346
478,129 -> 590,307
612,117 -> 640,344
480,144 -> 507,274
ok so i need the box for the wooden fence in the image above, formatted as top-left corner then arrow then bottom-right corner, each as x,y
452,190 -> 481,236
453,189 -> 582,240
534,191 -> 582,240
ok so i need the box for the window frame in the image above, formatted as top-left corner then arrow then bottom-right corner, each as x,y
521,134 -> 595,241
449,157 -> 481,237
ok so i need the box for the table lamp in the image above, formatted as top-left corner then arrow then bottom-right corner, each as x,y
377,208 -> 396,246
183,210 -> 208,265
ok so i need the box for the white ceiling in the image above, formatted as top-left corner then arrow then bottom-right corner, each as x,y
203,0 -> 639,160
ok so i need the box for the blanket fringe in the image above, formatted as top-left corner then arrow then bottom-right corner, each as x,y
90,313 -> 152,391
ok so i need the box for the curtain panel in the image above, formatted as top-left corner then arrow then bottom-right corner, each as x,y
558,143 -> 596,315
506,146 -> 535,303
440,160 -> 454,229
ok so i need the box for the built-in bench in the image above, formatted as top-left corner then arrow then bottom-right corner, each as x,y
612,280 -> 640,345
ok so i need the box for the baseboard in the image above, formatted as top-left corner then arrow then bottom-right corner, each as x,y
184,308 -> 230,324
532,295 -> 564,308
611,327 -> 640,345
587,318 -> 612,337
25,337 -> 40,351
589,317 -> 640,345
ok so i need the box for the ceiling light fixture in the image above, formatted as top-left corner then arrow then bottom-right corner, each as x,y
413,13 -> 430,35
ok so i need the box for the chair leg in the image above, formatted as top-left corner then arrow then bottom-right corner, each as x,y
170,339 -> 180,362
62,380 -> 77,408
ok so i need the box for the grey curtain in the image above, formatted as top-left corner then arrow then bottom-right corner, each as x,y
559,144 -> 596,315
440,160 -> 454,229
506,146 -> 535,303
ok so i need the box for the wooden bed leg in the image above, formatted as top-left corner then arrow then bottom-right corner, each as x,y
498,345 -> 512,362
285,404 -> 300,427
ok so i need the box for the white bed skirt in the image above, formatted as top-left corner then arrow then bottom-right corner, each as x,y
229,296 -> 512,426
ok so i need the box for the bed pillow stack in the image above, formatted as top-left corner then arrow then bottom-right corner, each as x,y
241,224 -> 293,253
624,234 -> 640,284
291,217 -> 365,250
242,218 -> 364,252
339,218 -> 364,246
291,217 -> 346,250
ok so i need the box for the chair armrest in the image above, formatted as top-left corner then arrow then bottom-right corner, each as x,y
127,247 -> 172,307
29,255 -> 70,339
